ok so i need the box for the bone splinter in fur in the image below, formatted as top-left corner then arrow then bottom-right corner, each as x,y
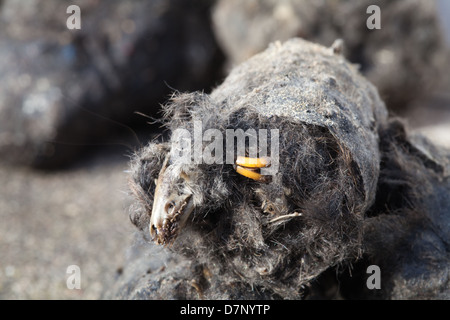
267,212 -> 303,224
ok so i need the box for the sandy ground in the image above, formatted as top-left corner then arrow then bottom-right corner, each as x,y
0,149 -> 136,299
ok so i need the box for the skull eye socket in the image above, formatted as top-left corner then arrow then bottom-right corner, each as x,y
266,204 -> 275,214
165,201 -> 176,214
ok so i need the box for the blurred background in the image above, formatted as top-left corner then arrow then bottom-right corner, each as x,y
0,0 -> 449,299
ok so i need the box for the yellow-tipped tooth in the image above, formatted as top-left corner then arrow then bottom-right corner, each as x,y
235,156 -> 271,168
235,165 -> 263,181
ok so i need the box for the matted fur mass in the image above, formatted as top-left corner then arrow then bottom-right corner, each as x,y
127,39 -> 449,299
130,99 -> 366,298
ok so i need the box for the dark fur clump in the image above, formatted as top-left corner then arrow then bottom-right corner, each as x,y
331,118 -> 449,299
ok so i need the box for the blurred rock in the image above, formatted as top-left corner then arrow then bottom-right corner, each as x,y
212,0 -> 448,112
0,0 -> 223,168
